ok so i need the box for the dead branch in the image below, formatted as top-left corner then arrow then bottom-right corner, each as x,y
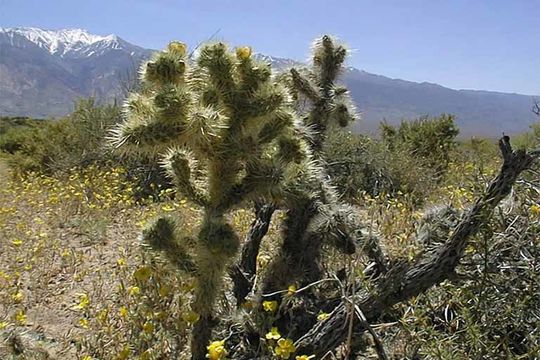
294,137 -> 539,357
230,203 -> 276,305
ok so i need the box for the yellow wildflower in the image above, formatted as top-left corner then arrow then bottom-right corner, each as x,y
262,300 -> 278,313
287,284 -> 297,296
265,327 -> 281,340
73,293 -> 90,310
79,318 -> 90,328
81,356 -> 93,360
97,309 -> 108,323
12,291 -> 23,303
116,346 -> 130,360
133,266 -> 152,282
158,285 -> 171,297
116,257 -> 126,266
530,204 -> 540,216
11,239 -> 23,247
15,310 -> 26,325
128,286 -> 141,296
317,312 -> 330,321
143,321 -> 154,334
0,321 -> 8,330
119,306 -> 129,319
206,340 -> 227,360
295,356 -> 315,360
275,338 -> 296,359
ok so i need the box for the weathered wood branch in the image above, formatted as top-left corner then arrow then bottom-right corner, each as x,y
230,202 -> 275,305
295,137 -> 539,357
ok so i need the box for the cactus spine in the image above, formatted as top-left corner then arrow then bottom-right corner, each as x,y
111,41 -> 306,360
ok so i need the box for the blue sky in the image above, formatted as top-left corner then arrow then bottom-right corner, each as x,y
1,0 -> 538,95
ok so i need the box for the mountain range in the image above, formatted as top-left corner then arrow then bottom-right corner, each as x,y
0,27 -> 538,137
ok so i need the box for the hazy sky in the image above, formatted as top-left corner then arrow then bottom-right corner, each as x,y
1,0 -> 538,95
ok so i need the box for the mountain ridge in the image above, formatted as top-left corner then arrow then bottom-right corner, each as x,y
0,27 -> 537,137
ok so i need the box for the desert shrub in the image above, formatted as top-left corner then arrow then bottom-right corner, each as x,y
1,99 -> 121,173
0,100 -> 171,198
0,117 -> 49,157
381,114 -> 459,176
513,122 -> 540,150
324,130 -> 439,202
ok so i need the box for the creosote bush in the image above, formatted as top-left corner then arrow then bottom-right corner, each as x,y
381,114 -> 459,176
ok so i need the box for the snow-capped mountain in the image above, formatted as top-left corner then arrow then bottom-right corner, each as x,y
0,27 -> 153,117
0,27 -> 538,136
253,53 -> 301,70
0,27 -> 128,58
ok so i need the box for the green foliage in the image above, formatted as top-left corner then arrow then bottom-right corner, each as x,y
513,122 -> 540,150
381,114 -> 459,175
0,99 -> 121,173
324,130 -> 439,201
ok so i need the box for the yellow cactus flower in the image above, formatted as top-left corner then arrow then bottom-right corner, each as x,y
275,338 -> 296,359
236,46 -> 252,59
265,327 -> 281,340
133,266 -> 152,282
168,41 -> 187,57
262,300 -> 278,313
206,340 -> 227,360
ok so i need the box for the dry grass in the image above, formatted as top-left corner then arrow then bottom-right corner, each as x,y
0,157 -> 538,359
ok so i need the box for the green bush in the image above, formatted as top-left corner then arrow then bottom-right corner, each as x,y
381,114 -> 459,175
324,130 -> 439,202
0,99 -> 121,173
513,122 -> 540,150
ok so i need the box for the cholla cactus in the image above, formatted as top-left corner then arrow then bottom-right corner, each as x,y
289,35 -> 357,154
258,36 -> 364,297
111,41 -> 307,360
